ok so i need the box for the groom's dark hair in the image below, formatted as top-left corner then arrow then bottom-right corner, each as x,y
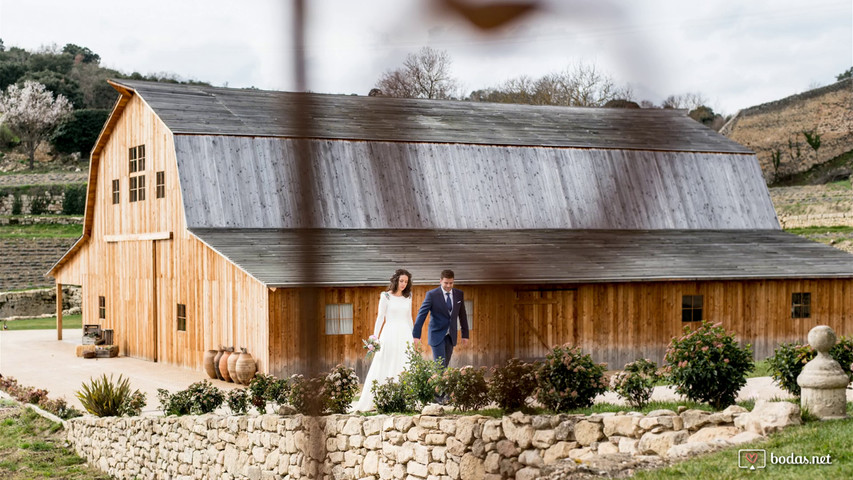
440,269 -> 455,279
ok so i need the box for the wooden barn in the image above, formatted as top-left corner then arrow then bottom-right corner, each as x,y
49,80 -> 853,377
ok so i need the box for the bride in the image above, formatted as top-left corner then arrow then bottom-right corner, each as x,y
352,269 -> 414,412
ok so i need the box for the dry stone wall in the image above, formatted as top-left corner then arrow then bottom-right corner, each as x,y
65,402 -> 797,480
721,79 -> 853,183
0,285 -> 81,319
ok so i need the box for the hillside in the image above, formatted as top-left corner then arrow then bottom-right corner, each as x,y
720,78 -> 853,184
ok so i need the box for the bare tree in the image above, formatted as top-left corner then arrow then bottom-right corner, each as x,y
376,47 -> 459,99
0,80 -> 71,169
662,92 -> 708,111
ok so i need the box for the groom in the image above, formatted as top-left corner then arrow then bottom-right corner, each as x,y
412,269 -> 469,368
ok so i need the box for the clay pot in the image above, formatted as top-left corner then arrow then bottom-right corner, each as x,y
203,349 -> 218,379
235,348 -> 257,385
213,348 -> 225,380
227,347 -> 239,383
219,348 -> 233,382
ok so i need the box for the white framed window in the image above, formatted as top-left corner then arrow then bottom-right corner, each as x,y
458,299 -> 474,331
325,303 -> 353,335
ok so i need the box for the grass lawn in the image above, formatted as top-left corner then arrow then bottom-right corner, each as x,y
3,315 -> 82,331
0,401 -> 108,479
634,404 -> 853,479
0,222 -> 83,238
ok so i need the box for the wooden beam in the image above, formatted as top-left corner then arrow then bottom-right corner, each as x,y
56,283 -> 63,340
104,231 -> 173,243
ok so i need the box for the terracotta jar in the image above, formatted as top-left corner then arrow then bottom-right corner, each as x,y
227,346 -> 240,383
219,348 -> 233,382
235,348 -> 257,385
203,349 -> 218,379
213,348 -> 225,380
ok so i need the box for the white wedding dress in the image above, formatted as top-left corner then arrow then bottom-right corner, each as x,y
351,292 -> 414,412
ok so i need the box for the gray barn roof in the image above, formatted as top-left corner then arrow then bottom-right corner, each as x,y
115,80 -> 751,153
189,229 -> 853,287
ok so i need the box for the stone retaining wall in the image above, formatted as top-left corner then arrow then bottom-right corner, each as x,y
65,402 -> 796,480
0,286 -> 81,319
778,212 -> 853,229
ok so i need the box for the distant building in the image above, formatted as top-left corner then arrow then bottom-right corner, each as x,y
50,80 -> 853,377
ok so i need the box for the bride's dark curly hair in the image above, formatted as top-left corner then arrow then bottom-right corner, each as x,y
388,269 -> 413,298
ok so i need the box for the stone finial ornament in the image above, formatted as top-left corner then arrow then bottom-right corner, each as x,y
797,326 -> 850,420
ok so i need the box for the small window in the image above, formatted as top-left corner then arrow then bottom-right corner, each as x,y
129,175 -> 146,202
325,303 -> 353,335
792,292 -> 811,319
682,295 -> 703,323
156,171 -> 165,199
458,299 -> 474,331
129,145 -> 146,173
111,179 -> 120,204
98,296 -> 106,319
177,304 -> 187,331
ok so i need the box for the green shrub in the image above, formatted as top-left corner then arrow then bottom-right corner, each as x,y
157,388 -> 192,416
372,378 -> 415,414
432,366 -> 490,411
226,388 -> 250,415
664,321 -> 754,410
767,336 -> 853,397
62,183 -> 86,215
611,358 -> 661,408
49,109 -> 110,155
488,358 -> 538,412
248,373 -> 275,414
325,364 -> 360,414
77,374 -> 146,417
288,374 -> 327,416
265,376 -> 291,411
38,397 -> 83,420
28,194 -> 48,215
0,123 -> 19,149
399,343 -> 444,409
11,194 -> 22,215
535,344 -> 608,412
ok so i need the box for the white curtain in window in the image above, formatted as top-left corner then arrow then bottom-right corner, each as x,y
325,303 -> 354,335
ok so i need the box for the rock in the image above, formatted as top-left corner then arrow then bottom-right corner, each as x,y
532,429 -> 555,449
603,415 -> 639,437
518,449 -> 544,467
729,431 -> 765,445
460,453 -> 485,480
574,420 -> 604,446
680,409 -> 711,430
568,447 -> 596,462
407,461 -> 428,478
688,426 -> 739,443
422,404 -> 445,416
341,417 -> 362,435
647,409 -> 677,417
418,415 -> 439,429
638,431 -> 689,457
618,437 -> 638,455
734,401 -> 802,435
597,442 -> 619,455
496,439 -> 520,457
543,441 -> 577,464
515,467 -> 541,480
667,441 -> 714,459
481,420 -> 502,443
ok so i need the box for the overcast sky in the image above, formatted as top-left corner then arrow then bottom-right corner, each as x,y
0,0 -> 849,114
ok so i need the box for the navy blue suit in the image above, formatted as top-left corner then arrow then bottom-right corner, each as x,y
413,287 -> 469,368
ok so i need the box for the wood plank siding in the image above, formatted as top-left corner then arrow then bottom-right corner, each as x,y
267,280 -> 853,378
51,95 -> 270,371
175,137 -> 777,230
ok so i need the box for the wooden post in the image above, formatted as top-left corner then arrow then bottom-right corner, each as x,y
56,283 -> 63,340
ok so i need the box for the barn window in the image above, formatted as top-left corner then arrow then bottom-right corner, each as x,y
129,175 -> 146,202
98,296 -> 106,319
792,292 -> 811,319
457,299 -> 474,331
681,295 -> 703,323
325,303 -> 353,335
177,303 -> 187,331
155,171 -> 165,198
129,145 -> 146,173
111,179 -> 120,204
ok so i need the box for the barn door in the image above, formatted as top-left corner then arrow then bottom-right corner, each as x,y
513,289 -> 576,360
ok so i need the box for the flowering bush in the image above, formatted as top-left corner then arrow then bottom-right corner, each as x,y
488,358 -> 538,412
325,364 -> 360,414
156,380 -> 223,416
226,388 -> 250,415
767,336 -> 853,397
363,335 -> 381,358
248,373 -> 276,414
611,358 -> 661,408
288,374 -> 328,416
0,376 -> 82,419
265,376 -> 291,410
535,344 -> 608,412
432,366 -> 490,411
664,321 -> 753,410
372,378 -> 415,414
399,342 -> 444,409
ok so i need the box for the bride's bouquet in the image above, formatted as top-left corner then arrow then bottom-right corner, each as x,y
362,335 -> 380,358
